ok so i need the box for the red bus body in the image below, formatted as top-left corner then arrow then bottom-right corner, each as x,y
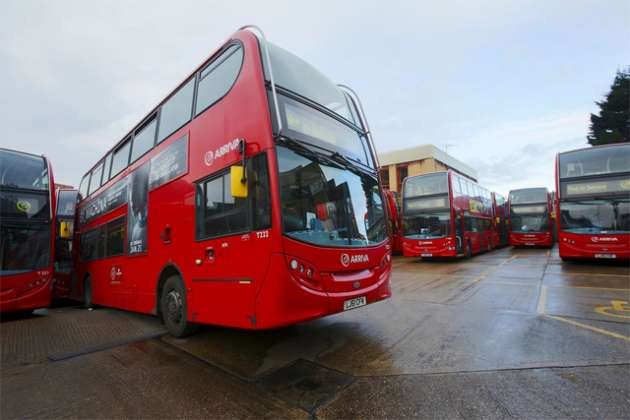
384,190 -> 403,253
491,192 -> 509,248
0,148 -> 56,313
555,143 -> 630,260
52,188 -> 78,299
401,171 -> 495,258
73,29 -> 391,334
507,188 -> 553,247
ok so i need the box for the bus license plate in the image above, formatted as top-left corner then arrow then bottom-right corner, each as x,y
595,253 -> 616,259
421,253 -> 433,257
343,296 -> 366,311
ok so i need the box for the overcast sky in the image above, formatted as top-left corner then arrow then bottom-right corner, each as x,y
1,0 -> 628,195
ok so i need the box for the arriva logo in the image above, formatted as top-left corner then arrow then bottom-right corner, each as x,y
204,138 -> 241,166
340,253 -> 369,267
592,237 -> 618,243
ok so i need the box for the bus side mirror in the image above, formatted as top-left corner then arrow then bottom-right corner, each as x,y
230,166 -> 248,198
59,221 -> 73,239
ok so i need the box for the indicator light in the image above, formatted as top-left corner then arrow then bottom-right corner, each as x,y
290,259 -> 298,270
306,268 -> 313,278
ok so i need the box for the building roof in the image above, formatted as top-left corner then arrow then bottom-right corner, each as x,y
378,144 -> 478,180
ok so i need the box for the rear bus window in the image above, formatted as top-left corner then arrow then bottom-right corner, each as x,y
102,153 -> 113,184
195,44 -> 244,116
79,174 -> 89,199
88,162 -> 103,196
130,117 -> 156,163
111,139 -> 131,178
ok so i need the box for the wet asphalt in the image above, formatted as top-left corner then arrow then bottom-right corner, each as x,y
1,247 -> 629,419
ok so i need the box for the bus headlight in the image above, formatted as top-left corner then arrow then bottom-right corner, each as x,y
286,255 -> 322,291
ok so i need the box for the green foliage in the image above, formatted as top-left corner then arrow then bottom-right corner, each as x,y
587,67 -> 630,146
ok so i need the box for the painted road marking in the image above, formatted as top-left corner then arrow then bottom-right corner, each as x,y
537,286 -> 547,314
594,300 -> 630,320
545,314 -> 630,342
548,271 -> 630,278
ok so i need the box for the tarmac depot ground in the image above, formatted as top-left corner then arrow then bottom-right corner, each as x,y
1,247 -> 629,419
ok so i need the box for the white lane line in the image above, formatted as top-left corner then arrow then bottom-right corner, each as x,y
537,285 -> 547,314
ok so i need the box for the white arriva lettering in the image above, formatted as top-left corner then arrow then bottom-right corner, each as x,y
350,254 -> 369,264
214,139 -> 241,159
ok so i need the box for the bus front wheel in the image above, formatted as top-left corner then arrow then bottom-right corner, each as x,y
160,276 -> 198,337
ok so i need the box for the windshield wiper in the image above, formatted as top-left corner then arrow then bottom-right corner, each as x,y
329,151 -> 375,177
276,135 -> 344,170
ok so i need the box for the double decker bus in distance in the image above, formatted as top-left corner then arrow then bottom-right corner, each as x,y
0,148 -> 56,313
401,171 -> 495,258
53,188 -> 79,299
74,27 -> 391,336
555,143 -> 629,260
507,188 -> 553,247
491,192 -> 509,248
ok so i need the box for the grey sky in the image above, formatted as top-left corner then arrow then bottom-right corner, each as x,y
1,0 -> 628,195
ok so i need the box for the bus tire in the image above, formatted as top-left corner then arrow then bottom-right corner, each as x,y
160,275 -> 198,338
465,241 -> 472,259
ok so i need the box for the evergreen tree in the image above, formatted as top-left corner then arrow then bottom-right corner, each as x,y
587,67 -> 630,146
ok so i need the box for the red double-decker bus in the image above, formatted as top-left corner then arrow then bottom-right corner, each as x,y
0,148 -> 56,313
507,188 -> 553,247
491,192 -> 509,248
401,171 -> 495,258
73,27 -> 391,336
53,188 -> 79,299
555,143 -> 629,260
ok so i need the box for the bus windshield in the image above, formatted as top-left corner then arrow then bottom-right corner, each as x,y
1,223 -> 51,274
277,146 -> 387,247
510,205 -> 549,233
0,149 -> 49,190
404,212 -> 451,239
560,199 -> 630,234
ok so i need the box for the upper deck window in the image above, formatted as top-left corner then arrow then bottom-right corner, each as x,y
0,150 -> 49,191
559,144 -> 630,179
509,188 -> 548,205
158,78 -> 194,142
88,162 -> 104,195
403,173 -> 449,198
265,43 -> 357,125
110,139 -> 131,179
195,44 -> 244,116
130,117 -> 157,163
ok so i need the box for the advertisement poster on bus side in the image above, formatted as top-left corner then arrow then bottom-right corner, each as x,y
128,161 -> 150,254
149,135 -> 188,189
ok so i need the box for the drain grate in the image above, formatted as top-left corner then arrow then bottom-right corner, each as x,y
257,359 -> 354,413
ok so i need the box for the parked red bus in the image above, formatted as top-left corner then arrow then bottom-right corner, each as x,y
555,143 -> 629,260
53,188 -> 79,299
0,148 -> 56,313
491,192 -> 509,248
401,171 -> 495,258
73,27 -> 391,336
384,190 -> 402,253
507,188 -> 553,247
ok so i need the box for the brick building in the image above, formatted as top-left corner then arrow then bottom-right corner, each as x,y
378,144 -> 477,193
